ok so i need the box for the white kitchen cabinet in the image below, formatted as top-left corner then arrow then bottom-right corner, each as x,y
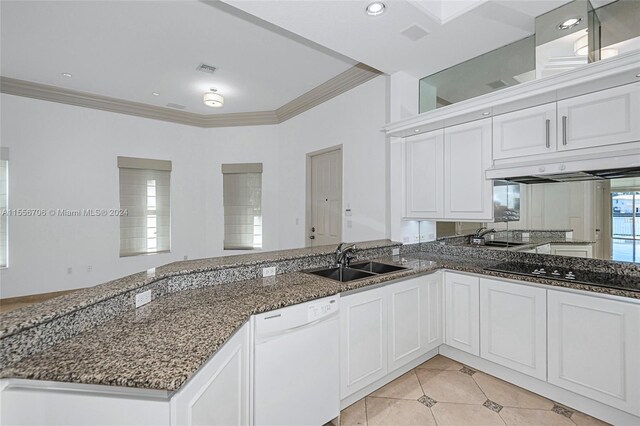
171,323 -> 250,426
550,244 -> 593,258
548,290 -> 640,415
557,82 -> 640,152
480,278 -> 547,380
340,287 -> 387,398
444,272 -> 480,356
387,272 -> 443,372
444,118 -> 493,221
403,130 -> 444,219
493,103 -> 557,160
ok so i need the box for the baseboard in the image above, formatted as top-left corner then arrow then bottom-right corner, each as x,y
439,345 -> 640,426
339,348 -> 439,409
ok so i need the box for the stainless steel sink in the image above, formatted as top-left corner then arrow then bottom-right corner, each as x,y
483,240 -> 527,247
308,267 -> 375,282
348,261 -> 408,274
306,261 -> 408,282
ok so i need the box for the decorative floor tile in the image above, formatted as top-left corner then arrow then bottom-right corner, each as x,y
418,394 -> 437,408
460,366 -> 477,376
483,399 -> 504,413
552,404 -> 574,418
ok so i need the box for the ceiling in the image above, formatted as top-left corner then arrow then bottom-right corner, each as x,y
0,1 -> 357,114
222,0 -> 577,78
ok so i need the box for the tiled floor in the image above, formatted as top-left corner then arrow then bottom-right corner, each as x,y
340,355 -> 609,426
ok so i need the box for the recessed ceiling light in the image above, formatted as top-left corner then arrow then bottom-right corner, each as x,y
482,111 -> 491,116
152,92 -> 160,96
366,2 -> 386,16
203,89 -> 224,108
61,72 -> 72,78
557,17 -> 582,30
414,129 -> 420,133
636,73 -> 640,78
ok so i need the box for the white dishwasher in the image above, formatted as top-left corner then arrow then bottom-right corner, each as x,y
253,295 -> 340,426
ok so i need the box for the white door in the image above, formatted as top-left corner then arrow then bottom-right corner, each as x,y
444,272 -> 480,356
548,290 -> 640,415
386,272 -> 443,372
340,288 -> 387,399
444,118 -> 493,221
404,130 -> 444,219
309,148 -> 342,246
557,82 -> 640,151
480,278 -> 547,380
171,324 -> 249,426
493,102 -> 557,160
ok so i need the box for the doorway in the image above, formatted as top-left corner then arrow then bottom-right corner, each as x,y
307,146 -> 342,247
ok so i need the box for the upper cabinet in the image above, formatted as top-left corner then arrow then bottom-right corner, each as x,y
403,119 -> 493,222
404,130 -> 444,219
444,118 -> 493,221
557,82 -> 640,151
493,103 -> 556,160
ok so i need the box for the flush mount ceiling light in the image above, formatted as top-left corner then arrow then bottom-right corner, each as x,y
61,72 -> 72,78
203,89 -> 224,108
152,92 -> 160,96
558,17 -> 582,30
366,2 -> 386,16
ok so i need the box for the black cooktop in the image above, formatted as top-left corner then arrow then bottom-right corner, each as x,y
485,262 -> 640,293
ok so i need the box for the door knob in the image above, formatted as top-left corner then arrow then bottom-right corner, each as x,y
309,235 -> 315,240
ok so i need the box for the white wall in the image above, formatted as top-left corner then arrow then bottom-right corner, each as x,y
0,75 -> 389,297
277,76 -> 389,249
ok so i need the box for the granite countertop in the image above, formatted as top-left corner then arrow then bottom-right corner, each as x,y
2,253 -> 638,392
0,239 -> 400,340
457,237 -> 596,252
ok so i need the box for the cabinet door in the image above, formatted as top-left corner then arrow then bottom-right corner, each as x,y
445,272 -> 480,356
340,288 -> 387,398
550,244 -> 593,258
480,278 -> 547,380
404,130 -> 444,219
387,273 -> 443,372
548,290 -> 640,415
557,82 -> 640,151
444,118 -> 493,221
493,103 -> 556,159
171,324 -> 249,426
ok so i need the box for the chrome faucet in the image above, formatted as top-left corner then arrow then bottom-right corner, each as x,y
335,243 -> 357,267
475,227 -> 497,238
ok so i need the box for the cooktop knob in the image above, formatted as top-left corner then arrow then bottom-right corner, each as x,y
552,270 -> 560,276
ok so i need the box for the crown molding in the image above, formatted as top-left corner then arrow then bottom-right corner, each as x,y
0,63 -> 382,128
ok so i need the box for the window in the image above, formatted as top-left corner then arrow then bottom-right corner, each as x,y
118,156 -> 171,257
222,163 -> 262,250
0,147 -> 8,267
611,190 -> 640,263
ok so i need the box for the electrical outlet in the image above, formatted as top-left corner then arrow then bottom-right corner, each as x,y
392,248 -> 400,256
87,265 -> 92,272
403,237 -> 410,243
262,266 -> 276,277
183,255 -> 188,260
135,290 -> 152,308
67,267 -> 72,275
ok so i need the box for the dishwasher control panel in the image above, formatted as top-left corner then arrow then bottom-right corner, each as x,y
308,298 -> 338,322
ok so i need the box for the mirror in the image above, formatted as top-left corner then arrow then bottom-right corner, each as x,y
463,178 -> 640,263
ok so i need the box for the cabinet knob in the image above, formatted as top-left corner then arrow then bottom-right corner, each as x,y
559,164 -> 566,171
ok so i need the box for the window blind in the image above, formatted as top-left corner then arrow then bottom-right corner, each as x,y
118,157 -> 171,257
0,148 -> 8,267
223,164 -> 262,250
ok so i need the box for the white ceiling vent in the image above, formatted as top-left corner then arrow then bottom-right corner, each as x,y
166,103 -> 186,110
400,24 -> 429,42
196,63 -> 218,74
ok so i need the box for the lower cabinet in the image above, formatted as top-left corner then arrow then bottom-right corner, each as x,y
548,290 -> 640,416
340,272 -> 444,399
387,273 -> 443,372
445,272 -> 480,356
171,323 -> 250,426
340,286 -> 388,399
479,278 -> 547,380
550,244 -> 593,258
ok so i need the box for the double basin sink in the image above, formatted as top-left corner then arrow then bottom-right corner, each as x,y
306,261 -> 408,283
